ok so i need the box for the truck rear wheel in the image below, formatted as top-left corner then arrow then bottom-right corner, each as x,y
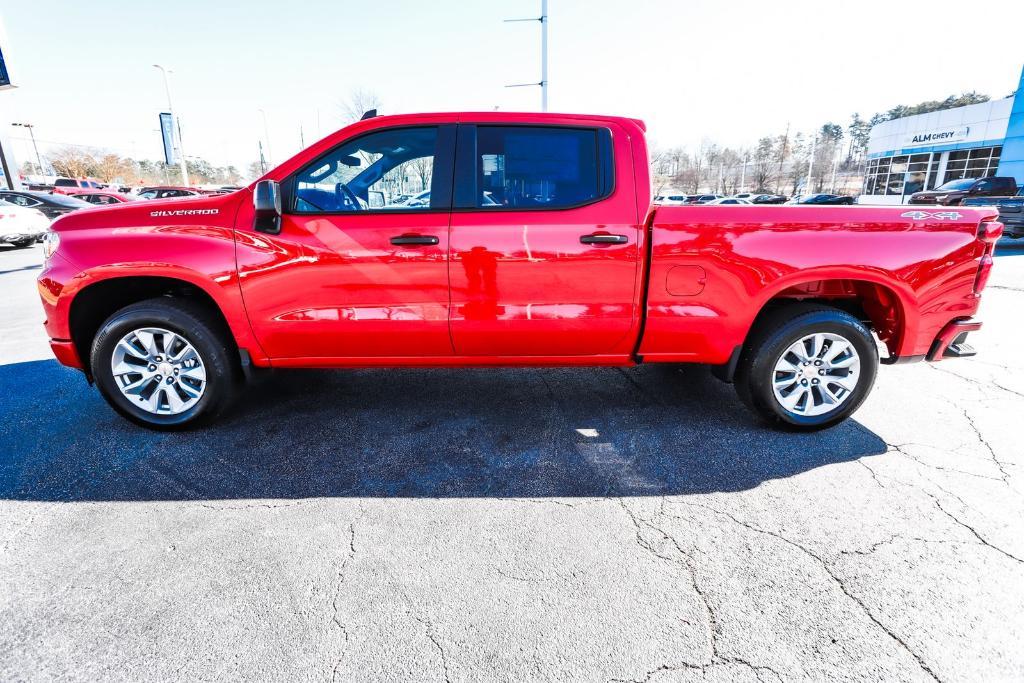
90,298 -> 239,430
735,304 -> 878,430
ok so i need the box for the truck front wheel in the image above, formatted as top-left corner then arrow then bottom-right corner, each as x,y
90,298 -> 239,430
735,304 -> 878,430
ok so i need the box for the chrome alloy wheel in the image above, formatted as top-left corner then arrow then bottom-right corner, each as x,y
110,327 -> 207,415
771,332 -> 861,417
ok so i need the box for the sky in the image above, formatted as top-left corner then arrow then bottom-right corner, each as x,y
1,0 -> 1023,177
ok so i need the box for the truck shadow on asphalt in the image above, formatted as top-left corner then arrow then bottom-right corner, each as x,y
0,359 -> 886,502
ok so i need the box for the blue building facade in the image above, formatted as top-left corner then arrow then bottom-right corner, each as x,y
862,65 -> 1024,204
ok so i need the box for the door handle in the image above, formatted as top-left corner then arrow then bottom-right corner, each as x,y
390,234 -> 439,246
580,233 -> 628,245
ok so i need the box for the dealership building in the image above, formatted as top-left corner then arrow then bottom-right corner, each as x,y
860,65 -> 1024,204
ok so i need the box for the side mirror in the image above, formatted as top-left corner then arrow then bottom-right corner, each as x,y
253,180 -> 282,234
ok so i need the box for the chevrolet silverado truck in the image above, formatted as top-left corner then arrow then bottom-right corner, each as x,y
962,186 -> 1024,238
36,112 -> 1003,430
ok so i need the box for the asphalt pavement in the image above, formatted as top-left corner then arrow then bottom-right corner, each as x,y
1,241 -> 1022,681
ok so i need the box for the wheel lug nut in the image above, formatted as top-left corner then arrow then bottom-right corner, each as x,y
166,377 -> 174,384
818,369 -> 825,375
812,379 -> 819,385
814,360 -> 822,366
174,368 -> 179,375
155,375 -> 162,381
148,364 -> 156,371
155,356 -> 163,362
801,379 -> 808,385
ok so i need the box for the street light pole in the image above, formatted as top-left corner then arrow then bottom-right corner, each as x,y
540,0 -> 548,112
504,0 -> 549,112
153,64 -> 190,186
11,123 -> 43,172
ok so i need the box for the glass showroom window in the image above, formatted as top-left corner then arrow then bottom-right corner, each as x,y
942,146 -> 1002,183
885,156 -> 909,195
863,157 -> 893,196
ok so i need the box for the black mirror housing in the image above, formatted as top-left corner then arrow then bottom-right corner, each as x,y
253,180 -> 282,234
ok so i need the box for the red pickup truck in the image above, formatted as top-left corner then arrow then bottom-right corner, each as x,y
36,112 -> 1002,431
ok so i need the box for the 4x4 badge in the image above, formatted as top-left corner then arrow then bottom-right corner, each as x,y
901,210 -> 962,221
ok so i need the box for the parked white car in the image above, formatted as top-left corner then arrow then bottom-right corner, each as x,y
0,200 -> 50,248
653,192 -> 690,205
706,197 -> 752,205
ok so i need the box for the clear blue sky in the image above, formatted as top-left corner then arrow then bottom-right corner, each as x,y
2,0 -> 1023,176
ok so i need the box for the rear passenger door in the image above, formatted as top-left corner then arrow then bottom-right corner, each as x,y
448,121 -> 641,357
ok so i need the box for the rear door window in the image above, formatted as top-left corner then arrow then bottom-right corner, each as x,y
462,126 -> 611,210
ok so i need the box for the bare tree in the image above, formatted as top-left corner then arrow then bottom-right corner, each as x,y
49,147 -> 99,179
409,156 -> 432,192
340,88 -> 383,125
752,137 -> 776,192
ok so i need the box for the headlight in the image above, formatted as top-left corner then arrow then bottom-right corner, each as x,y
42,230 -> 60,259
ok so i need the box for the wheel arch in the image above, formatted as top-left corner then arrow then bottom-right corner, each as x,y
745,272 -> 914,360
68,273 -> 242,379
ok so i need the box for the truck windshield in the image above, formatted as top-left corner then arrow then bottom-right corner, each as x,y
935,179 -> 977,191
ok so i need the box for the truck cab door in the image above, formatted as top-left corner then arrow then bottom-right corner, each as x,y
448,121 -> 641,357
234,124 -> 456,362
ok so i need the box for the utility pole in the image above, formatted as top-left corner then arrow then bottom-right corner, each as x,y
153,64 -> 190,186
805,132 -> 817,196
830,146 -> 841,194
11,122 -> 42,173
258,108 -> 273,165
776,122 -> 789,195
505,0 -> 549,111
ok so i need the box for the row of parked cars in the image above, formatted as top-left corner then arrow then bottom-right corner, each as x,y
653,191 -> 856,206
0,179 -> 242,248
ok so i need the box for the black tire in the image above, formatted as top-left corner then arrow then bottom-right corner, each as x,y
90,298 -> 239,430
735,303 -> 878,431
9,239 -> 34,248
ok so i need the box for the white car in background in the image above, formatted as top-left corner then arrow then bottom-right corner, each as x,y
653,192 -> 689,205
0,199 -> 50,248
706,197 -> 753,205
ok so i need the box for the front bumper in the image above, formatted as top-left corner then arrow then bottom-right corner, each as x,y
927,319 -> 982,361
49,339 -> 83,368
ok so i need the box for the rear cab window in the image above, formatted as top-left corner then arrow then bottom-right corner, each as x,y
454,124 -> 614,210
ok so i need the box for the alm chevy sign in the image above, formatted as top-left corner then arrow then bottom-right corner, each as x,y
901,126 -> 970,148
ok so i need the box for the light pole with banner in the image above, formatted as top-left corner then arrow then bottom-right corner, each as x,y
0,15 -> 23,190
153,64 -> 190,186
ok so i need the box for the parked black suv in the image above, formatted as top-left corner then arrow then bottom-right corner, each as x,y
962,187 -> 1024,238
909,176 -> 1018,206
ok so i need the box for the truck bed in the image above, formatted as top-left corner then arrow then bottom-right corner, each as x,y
640,204 -> 998,364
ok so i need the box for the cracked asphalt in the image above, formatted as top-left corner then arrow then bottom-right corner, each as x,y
1,241 -> 1022,682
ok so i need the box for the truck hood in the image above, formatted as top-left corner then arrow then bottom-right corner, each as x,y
50,190 -> 249,233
